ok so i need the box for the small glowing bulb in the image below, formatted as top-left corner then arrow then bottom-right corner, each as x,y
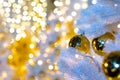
15,19 -> 21,24
113,62 -> 119,68
66,16 -> 73,21
75,54 -> 79,58
30,44 -> 35,49
5,8 -> 10,13
23,11 -> 28,16
54,65 -> 59,71
16,28 -> 22,33
23,6 -> 28,10
28,59 -> 35,66
43,53 -> 48,58
31,2 -> 36,6
114,4 -> 118,7
37,60 -> 43,65
10,28 -> 15,33
117,24 -> 120,28
92,0 -> 97,4
41,0 -> 46,2
2,71 -> 7,78
48,65 -> 54,70
104,62 -> 108,67
16,9 -> 21,14
74,28 -> 79,33
7,18 -> 11,23
16,34 -> 21,41
29,53 -> 34,58
55,27 -> 60,32
82,3 -> 88,9
65,0 -> 70,5
71,11 -> 77,16
31,26 -> 36,31
74,3 -> 81,10
54,1 -> 63,6
59,16 -> 64,22
27,16 -> 31,21
8,55 -> 13,60
3,2 -> 8,7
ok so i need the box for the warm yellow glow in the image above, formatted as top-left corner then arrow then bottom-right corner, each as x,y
29,44 -> 35,49
43,53 -> 48,58
66,16 -> 73,21
45,77 -> 51,80
5,13 -> 10,17
55,27 -> 60,32
2,71 -> 7,78
82,0 -> 88,2
21,32 -> 26,38
74,28 -> 79,33
62,32 -> 66,36
28,59 -> 35,66
31,26 -> 36,31
15,34 -> 21,41
23,6 -> 28,10
16,28 -> 22,33
54,65 -> 59,71
8,55 -> 13,60
40,0 -> 46,3
45,47 -> 52,53
104,62 -> 108,67
65,0 -> 71,5
29,53 -> 34,58
54,1 -> 63,7
82,3 -> 88,9
10,0 -> 15,3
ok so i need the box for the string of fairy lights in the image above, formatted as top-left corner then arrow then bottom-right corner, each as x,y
0,0 -> 110,80
53,0 -> 89,22
1,0 -> 47,37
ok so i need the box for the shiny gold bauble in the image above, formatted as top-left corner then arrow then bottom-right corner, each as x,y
92,32 -> 115,56
69,35 -> 90,54
102,51 -> 120,80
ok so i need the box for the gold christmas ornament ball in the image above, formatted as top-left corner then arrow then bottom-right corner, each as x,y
69,35 -> 90,53
102,51 -> 120,79
92,38 -> 106,56
92,32 -> 115,56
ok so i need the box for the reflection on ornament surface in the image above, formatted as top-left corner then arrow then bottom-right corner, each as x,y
69,34 -> 90,54
92,32 -> 115,56
102,51 -> 120,80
